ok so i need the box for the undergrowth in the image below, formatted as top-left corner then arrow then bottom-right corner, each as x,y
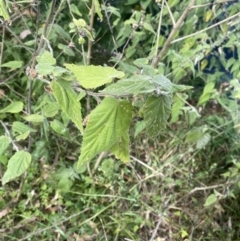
1,0 -> 240,240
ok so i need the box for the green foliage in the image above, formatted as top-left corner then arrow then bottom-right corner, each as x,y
0,101 -> 23,113
2,151 -> 32,185
1,0 -> 240,240
65,64 -> 125,89
77,97 -> 133,168
51,79 -> 83,133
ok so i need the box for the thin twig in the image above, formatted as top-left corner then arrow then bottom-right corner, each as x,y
92,152 -> 107,175
0,121 -> 19,151
130,155 -> 155,172
87,0 -> 95,65
152,0 -> 196,68
172,11 -> 240,45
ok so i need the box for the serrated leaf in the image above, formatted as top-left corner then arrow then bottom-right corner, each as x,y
204,194 -> 217,207
2,151 -> 32,185
36,51 -> 56,65
110,133 -> 130,163
77,97 -> 133,169
23,114 -> 44,122
51,79 -> 83,133
100,75 -> 154,96
141,95 -> 172,136
12,121 -> 36,134
0,102 -> 23,113
1,61 -> 23,69
151,75 -> 173,93
64,64 -> 125,89
0,136 -> 11,155
93,0 -> 103,21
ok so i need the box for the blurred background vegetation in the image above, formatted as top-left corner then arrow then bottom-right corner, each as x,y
1,0 -> 240,240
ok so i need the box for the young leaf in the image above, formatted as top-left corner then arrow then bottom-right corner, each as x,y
93,0 -> 103,22
1,61 -> 23,69
197,82 -> 216,106
0,102 -> 23,113
12,122 -> 36,134
170,94 -> 186,124
204,194 -> 217,207
36,51 -> 56,65
0,0 -> 10,21
23,114 -> 44,122
0,136 -> 11,155
141,95 -> 172,136
2,151 -> 32,185
51,79 -> 83,133
64,64 -> 125,89
77,97 -> 133,169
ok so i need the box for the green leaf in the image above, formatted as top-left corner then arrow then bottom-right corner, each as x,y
100,75 -> 153,96
65,64 -> 125,89
170,94 -> 186,124
0,0 -> 10,21
143,22 -> 155,34
70,3 -> 82,16
12,122 -> 36,134
23,114 -> 44,122
35,64 -> 55,76
0,102 -> 23,113
100,158 -> 115,177
0,136 -> 11,155
134,120 -> 146,137
196,133 -> 211,149
204,194 -> 217,207
141,95 -> 172,136
197,82 -> 216,106
185,126 -> 207,143
1,61 -> 23,69
36,51 -> 56,65
53,24 -> 71,40
12,121 -> 36,140
50,119 -> 70,138
2,151 -> 32,185
110,133 -> 130,163
77,97 -> 133,169
51,79 -> 83,133
94,0 -> 103,22
42,102 -> 59,117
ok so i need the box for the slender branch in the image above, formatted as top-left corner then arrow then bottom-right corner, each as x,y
0,121 -> 19,151
0,24 -> 5,74
171,11 -> 240,44
152,0 -> 196,68
87,0 -> 95,65
155,0 -> 164,57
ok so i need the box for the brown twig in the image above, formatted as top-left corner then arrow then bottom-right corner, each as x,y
152,0 -> 196,68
